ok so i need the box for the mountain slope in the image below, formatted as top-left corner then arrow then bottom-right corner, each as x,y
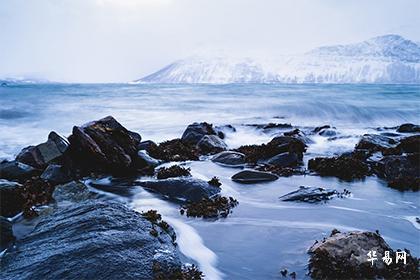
136,35 -> 420,84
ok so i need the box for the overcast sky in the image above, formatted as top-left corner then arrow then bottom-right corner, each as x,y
1,0 -> 419,83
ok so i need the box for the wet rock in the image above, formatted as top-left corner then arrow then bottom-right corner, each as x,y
140,177 -> 221,202
40,164 -> 72,185
88,177 -> 137,197
319,128 -> 337,137
180,196 -> 238,218
308,230 -> 420,279
246,123 -> 292,130
211,151 -> 246,166
279,186 -> 349,203
214,124 -> 236,139
21,178 -> 54,218
374,154 -> 420,191
16,131 -> 69,169
136,150 -> 161,168
52,181 -> 92,204
0,160 -> 39,182
196,135 -> 227,154
283,128 -> 300,136
265,152 -> 300,168
308,154 -> 370,181
231,170 -> 278,183
312,125 -> 331,134
0,201 -> 181,280
397,135 -> 420,153
0,216 -> 15,248
156,165 -> 191,179
355,134 -> 397,153
181,122 -> 217,145
141,210 -> 176,242
0,180 -> 24,217
147,139 -> 199,162
68,116 -> 141,174
138,140 -> 156,151
396,123 -> 420,133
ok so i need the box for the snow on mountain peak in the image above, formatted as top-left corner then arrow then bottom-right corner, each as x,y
136,35 -> 420,84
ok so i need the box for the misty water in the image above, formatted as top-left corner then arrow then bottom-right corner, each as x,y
1,83 -> 419,279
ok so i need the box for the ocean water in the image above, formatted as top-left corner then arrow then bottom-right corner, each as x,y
1,83 -> 420,279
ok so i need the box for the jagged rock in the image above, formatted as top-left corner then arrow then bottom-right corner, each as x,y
140,177 -> 220,202
308,154 -> 369,181
355,134 -> 397,153
68,116 -> 141,174
279,186 -> 349,202
231,170 -> 278,183
211,151 -> 246,166
16,131 -> 69,169
52,181 -> 92,204
374,154 -> 420,191
0,201 -> 181,280
397,135 -> 420,153
397,123 -> 420,133
0,160 -> 39,182
40,164 -> 72,185
265,152 -> 300,168
196,135 -> 227,154
0,216 -> 15,248
147,139 -> 199,162
308,230 -> 419,279
181,122 -> 217,145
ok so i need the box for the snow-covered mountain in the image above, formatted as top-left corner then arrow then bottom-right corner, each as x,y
135,35 -> 420,84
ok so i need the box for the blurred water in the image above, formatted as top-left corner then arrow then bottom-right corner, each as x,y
1,83 -> 420,279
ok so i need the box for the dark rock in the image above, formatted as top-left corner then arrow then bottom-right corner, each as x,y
397,123 -> 420,133
136,150 -> 161,167
0,216 -> 15,248
308,154 -> 370,181
256,165 -> 305,177
0,160 -> 39,182
196,135 -> 227,154
308,231 -> 420,279
312,125 -> 331,134
138,140 -> 156,151
127,130 -> 142,143
265,152 -> 300,168
40,164 -> 72,185
52,181 -> 92,203
181,122 -> 217,145
246,123 -> 292,130
231,170 -> 278,183
140,177 -> 221,202
88,177 -> 137,197
0,201 -> 181,280
68,116 -> 141,174
355,134 -> 397,153
147,139 -> 199,162
16,131 -> 69,169
211,151 -> 246,166
319,128 -> 337,137
0,180 -> 24,217
374,154 -> 420,191
279,186 -> 349,203
21,178 -> 54,218
156,165 -> 191,180
180,196 -> 238,218
397,135 -> 420,153
284,129 -> 300,136
207,176 -> 222,187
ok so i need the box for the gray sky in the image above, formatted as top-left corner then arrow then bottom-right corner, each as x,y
1,0 -> 419,83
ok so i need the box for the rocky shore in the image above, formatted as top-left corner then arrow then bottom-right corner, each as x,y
0,116 -> 419,279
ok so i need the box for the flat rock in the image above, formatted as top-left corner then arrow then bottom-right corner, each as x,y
211,151 -> 246,166
231,170 -> 278,183
140,177 -> 220,202
52,181 -> 93,204
0,180 -> 24,217
0,201 -> 181,280
279,186 -> 339,202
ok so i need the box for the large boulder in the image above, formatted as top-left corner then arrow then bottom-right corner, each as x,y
211,151 -> 246,166
396,123 -> 420,133
196,135 -> 227,154
181,122 -> 217,145
231,170 -> 278,183
40,164 -> 72,185
68,116 -> 141,174
16,131 -> 69,169
265,152 -> 300,168
374,154 -> 419,191
0,216 -> 15,248
308,154 -> 370,181
0,180 -> 24,217
0,201 -> 181,280
308,231 -> 419,279
0,160 -> 39,182
140,177 -> 220,202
